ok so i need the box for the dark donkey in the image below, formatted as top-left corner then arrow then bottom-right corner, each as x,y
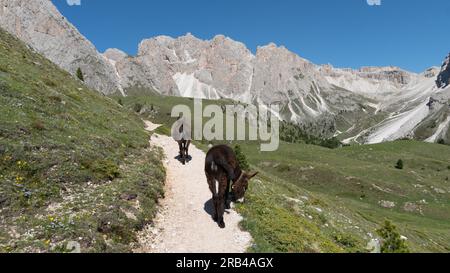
205,145 -> 258,228
172,117 -> 191,165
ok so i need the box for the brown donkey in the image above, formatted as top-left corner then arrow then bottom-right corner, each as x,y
205,145 -> 258,228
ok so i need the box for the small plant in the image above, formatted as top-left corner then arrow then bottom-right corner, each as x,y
76,67 -> 84,82
118,98 -> 124,106
133,103 -> 143,113
48,95 -> 62,103
92,159 -> 121,180
234,144 -> 250,171
395,159 -> 404,170
43,77 -> 57,87
377,220 -> 409,253
0,64 -> 8,73
31,120 -> 45,131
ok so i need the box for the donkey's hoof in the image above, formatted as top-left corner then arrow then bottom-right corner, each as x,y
218,221 -> 225,229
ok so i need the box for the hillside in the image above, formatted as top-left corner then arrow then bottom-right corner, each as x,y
237,141 -> 450,252
0,28 -> 165,253
121,93 -> 450,253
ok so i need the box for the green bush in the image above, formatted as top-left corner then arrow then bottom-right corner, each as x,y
234,144 -> 250,171
395,159 -> 404,170
377,220 -> 409,253
76,67 -> 84,82
133,103 -> 143,113
92,159 -> 121,180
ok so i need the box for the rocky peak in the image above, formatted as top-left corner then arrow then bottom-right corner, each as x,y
422,67 -> 440,78
0,0 -> 121,94
321,64 -> 416,89
436,53 -> 450,88
103,48 -> 128,62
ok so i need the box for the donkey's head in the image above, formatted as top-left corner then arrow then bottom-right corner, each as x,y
232,171 -> 258,203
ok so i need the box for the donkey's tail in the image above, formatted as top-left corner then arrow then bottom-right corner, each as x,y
213,157 -> 235,182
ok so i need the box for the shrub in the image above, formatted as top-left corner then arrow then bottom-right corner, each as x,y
133,103 -> 143,113
395,159 -> 404,170
43,77 -> 57,87
31,120 -> 45,131
377,220 -> 409,253
276,163 -> 291,173
92,159 -> 121,180
234,144 -> 250,171
76,67 -> 84,82
0,64 -> 8,73
48,95 -> 62,103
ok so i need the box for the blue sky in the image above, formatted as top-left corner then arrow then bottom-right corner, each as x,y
52,0 -> 450,73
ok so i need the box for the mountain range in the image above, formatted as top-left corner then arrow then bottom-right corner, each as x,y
1,0 -> 449,144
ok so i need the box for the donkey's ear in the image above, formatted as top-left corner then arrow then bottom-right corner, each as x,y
249,172 -> 259,179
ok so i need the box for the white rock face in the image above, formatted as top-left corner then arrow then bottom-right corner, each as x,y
0,0 -> 121,94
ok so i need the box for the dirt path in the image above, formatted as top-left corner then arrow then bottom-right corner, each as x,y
135,121 -> 252,253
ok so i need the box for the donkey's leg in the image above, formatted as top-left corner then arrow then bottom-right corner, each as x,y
181,141 -> 186,165
178,141 -> 183,157
186,141 -> 191,159
212,195 -> 219,222
217,176 -> 227,228
207,176 -> 219,222
217,195 -> 225,228
224,178 -> 231,210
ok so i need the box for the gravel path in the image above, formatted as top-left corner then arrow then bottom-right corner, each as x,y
135,121 -> 252,253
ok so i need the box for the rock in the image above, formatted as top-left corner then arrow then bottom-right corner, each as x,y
379,200 -> 396,209
403,202 -> 423,213
436,53 -> 450,88
367,239 -> 381,253
120,193 -> 138,201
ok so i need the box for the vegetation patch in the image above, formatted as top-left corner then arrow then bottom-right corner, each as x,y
0,28 -> 165,253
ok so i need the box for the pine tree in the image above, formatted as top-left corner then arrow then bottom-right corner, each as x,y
234,144 -> 250,171
395,159 -> 404,170
76,67 -> 84,82
377,220 -> 409,253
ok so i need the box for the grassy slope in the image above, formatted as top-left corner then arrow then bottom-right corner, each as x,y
239,141 -> 450,253
0,29 -> 165,253
119,92 -> 450,253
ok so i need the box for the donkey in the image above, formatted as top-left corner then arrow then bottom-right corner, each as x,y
172,117 -> 191,165
177,123 -> 191,165
205,145 -> 258,228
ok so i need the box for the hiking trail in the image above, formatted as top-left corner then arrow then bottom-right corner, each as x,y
135,121 -> 252,253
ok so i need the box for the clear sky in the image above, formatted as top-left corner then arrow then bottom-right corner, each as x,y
52,0 -> 450,73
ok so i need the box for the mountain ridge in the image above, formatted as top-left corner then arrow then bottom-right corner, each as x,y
1,0 -> 449,144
